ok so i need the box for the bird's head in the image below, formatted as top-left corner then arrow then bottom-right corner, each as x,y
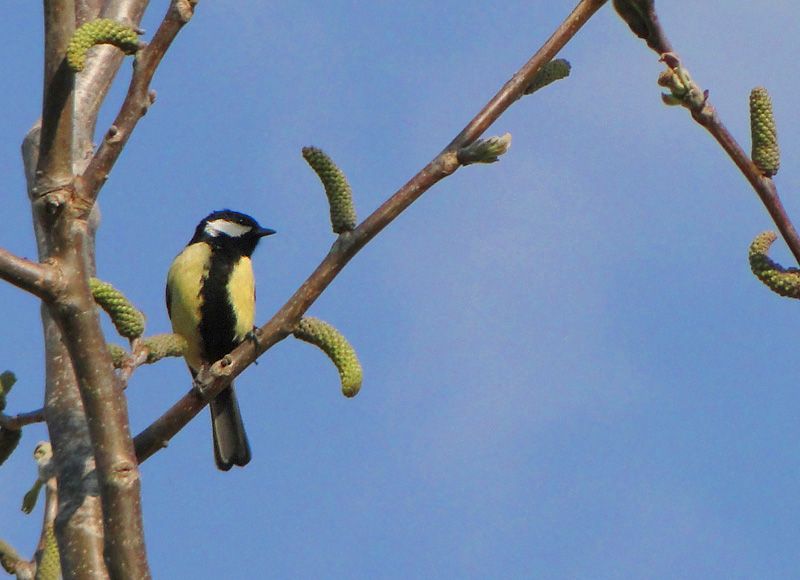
191,210 -> 276,256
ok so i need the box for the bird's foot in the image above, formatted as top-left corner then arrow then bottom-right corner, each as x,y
192,367 -> 216,402
247,326 -> 260,365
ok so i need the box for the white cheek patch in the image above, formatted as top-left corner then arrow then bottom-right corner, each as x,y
204,219 -> 252,238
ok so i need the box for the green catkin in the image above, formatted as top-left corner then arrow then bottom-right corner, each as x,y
36,524 -> 61,580
108,344 -> 129,369
750,87 -> 780,177
748,231 -> 800,298
66,18 -> 140,72
89,278 -> 146,339
524,59 -> 571,95
108,334 -> 186,369
302,147 -> 357,233
293,317 -> 362,397
142,333 -> 188,363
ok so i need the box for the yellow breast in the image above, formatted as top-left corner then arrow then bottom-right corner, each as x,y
166,243 -> 211,370
167,243 -> 257,370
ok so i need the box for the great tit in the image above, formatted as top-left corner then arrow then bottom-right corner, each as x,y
166,210 -> 275,470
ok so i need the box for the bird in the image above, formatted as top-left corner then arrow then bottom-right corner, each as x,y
166,210 -> 275,470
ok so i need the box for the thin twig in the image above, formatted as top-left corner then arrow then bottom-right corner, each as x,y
686,84 -> 800,264
74,0 -> 151,158
134,0 -> 609,462
77,0 -> 196,205
447,0 -> 608,148
0,408 -> 45,430
0,538 -> 32,577
118,340 -> 149,386
625,10 -> 800,264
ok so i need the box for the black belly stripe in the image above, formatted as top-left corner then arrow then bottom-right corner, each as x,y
198,247 -> 241,363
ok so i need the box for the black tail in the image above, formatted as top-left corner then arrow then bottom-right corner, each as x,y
209,384 -> 251,470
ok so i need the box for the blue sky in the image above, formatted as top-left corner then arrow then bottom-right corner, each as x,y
2,1 -> 800,578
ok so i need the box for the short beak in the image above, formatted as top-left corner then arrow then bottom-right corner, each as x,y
257,227 -> 276,237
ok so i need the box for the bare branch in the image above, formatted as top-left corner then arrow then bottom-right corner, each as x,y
34,9 -> 119,575
0,408 -> 45,430
23,123 -> 109,580
0,249 -> 60,301
72,2 -> 151,279
0,538 -> 32,577
612,0 -> 672,54
135,390 -> 205,462
699,105 -> 800,264
43,309 -> 108,580
31,4 -> 170,577
37,1 -> 75,189
76,0 -> 102,25
621,4 -> 800,266
77,0 -> 197,204
47,224 -> 149,579
447,0 -> 608,148
133,0 -> 608,462
74,0 -> 150,154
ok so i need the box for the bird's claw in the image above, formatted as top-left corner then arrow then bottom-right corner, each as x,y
192,369 -> 215,402
247,327 -> 260,365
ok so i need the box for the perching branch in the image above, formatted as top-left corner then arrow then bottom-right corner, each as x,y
133,0 -> 609,462
77,0 -> 197,205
